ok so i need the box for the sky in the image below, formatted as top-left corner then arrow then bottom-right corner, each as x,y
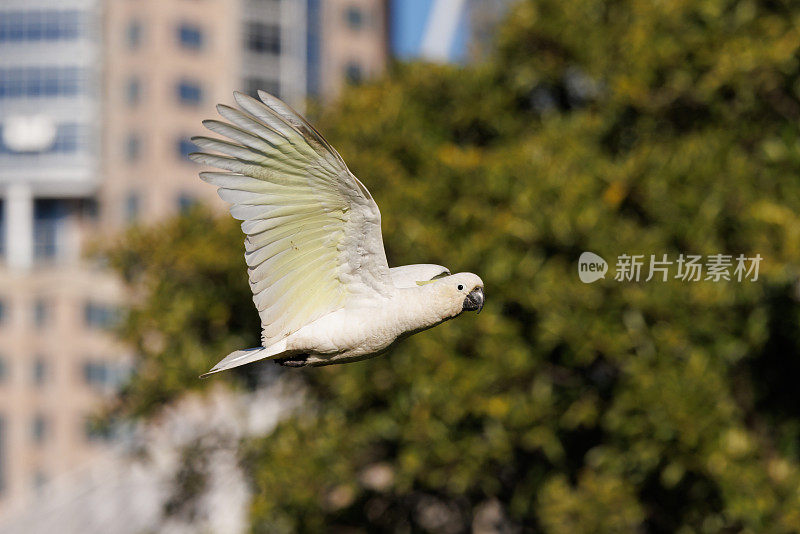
390,0 -> 469,62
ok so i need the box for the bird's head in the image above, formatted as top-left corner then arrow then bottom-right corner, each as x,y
424,272 -> 484,317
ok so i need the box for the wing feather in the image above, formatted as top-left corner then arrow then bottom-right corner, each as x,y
389,264 -> 451,288
191,91 -> 392,345
232,93 -> 339,173
256,90 -> 348,169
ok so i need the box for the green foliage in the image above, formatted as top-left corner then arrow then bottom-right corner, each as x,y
109,0 -> 800,531
105,207 -> 260,416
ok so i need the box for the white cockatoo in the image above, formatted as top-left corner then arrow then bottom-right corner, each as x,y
190,91 -> 484,375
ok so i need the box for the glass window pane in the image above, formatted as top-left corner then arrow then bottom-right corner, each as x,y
177,80 -> 202,104
33,299 -> 49,328
62,10 -> 80,39
84,302 -> 118,329
32,414 -> 48,443
177,138 -> 196,160
125,192 -> 140,223
244,77 -> 280,99
126,20 -> 142,49
345,6 -> 364,29
178,23 -> 203,49
125,134 -> 140,162
126,77 -> 140,105
33,199 -> 68,261
245,22 -> 280,54
43,11 -> 59,39
25,11 -> 42,40
345,61 -> 363,84
8,12 -> 23,41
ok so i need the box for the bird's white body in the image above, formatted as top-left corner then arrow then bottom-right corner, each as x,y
191,91 -> 484,376
283,274 -> 479,365
209,272 -> 482,371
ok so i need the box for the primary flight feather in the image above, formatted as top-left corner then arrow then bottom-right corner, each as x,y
191,91 -> 484,375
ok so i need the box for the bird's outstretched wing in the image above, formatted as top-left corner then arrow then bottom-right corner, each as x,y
190,91 -> 392,346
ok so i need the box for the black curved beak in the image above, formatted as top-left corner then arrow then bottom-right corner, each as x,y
462,287 -> 485,314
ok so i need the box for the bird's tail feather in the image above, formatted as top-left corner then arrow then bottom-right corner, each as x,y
200,340 -> 288,378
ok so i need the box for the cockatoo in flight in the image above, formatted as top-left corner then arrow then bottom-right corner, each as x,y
190,91 -> 484,375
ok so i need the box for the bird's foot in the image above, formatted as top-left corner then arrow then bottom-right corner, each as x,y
273,354 -> 309,367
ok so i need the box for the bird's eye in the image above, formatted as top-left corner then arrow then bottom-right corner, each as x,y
457,284 -> 464,291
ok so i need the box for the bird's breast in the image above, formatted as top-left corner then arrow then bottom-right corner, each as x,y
287,299 -> 443,360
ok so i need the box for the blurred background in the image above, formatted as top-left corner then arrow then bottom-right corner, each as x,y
0,0 -> 800,532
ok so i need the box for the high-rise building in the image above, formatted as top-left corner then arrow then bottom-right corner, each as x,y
102,0 -> 388,228
101,0 -> 243,228
0,0 -> 131,516
0,0 -> 389,521
308,0 -> 389,100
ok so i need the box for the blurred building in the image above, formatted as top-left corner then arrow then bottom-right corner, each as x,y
0,382 -> 297,534
0,0 -> 388,523
309,0 -> 389,100
102,0 -> 304,226
0,0 -> 130,518
102,0 -> 387,227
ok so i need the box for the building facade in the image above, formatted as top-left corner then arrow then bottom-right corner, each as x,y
101,0 -> 241,228
0,0 -> 389,519
0,0 -> 130,516
310,0 -> 388,100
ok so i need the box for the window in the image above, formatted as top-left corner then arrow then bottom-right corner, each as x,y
83,360 -> 128,392
33,299 -> 49,328
0,200 -> 4,257
43,11 -> 61,40
177,23 -> 203,50
84,302 -> 117,329
125,192 -> 140,223
32,414 -> 48,444
126,19 -> 142,49
345,6 -> 364,29
125,134 -> 141,162
6,12 -> 22,41
24,11 -> 42,40
83,361 -> 108,386
32,357 -> 47,386
125,77 -> 140,105
244,77 -> 279,99
306,0 -> 321,96
25,67 -> 42,96
245,22 -> 280,54
81,198 -> 99,221
42,68 -> 58,96
345,61 -> 363,84
52,123 -> 80,153
0,67 -> 86,99
177,79 -> 202,105
33,199 -> 68,261
0,10 -> 82,42
0,416 -> 5,495
177,138 -> 196,161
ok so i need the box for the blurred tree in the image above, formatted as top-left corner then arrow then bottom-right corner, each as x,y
105,209 -> 261,417
106,0 -> 800,531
